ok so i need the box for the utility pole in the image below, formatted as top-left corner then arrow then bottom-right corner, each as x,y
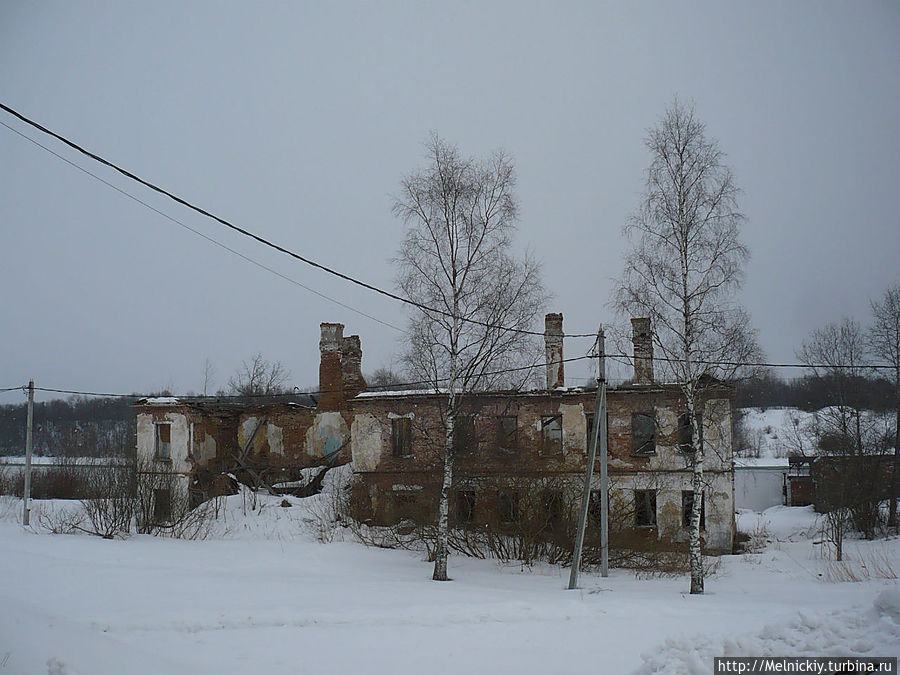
599,331 -> 609,577
568,328 -> 607,589
23,379 -> 34,527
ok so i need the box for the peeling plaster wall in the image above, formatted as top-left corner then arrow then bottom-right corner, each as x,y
136,411 -> 191,474
266,423 -> 284,456
351,413 -> 382,472
560,403 -> 585,455
349,386 -> 736,552
306,411 -> 349,460
192,426 -> 217,464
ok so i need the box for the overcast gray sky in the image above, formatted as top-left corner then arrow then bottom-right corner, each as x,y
1,1 -> 898,400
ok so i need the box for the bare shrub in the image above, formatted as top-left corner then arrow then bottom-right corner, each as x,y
134,459 -> 213,540
824,544 -> 899,583
344,474 -> 693,576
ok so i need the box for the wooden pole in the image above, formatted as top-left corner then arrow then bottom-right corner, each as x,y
23,380 -> 34,526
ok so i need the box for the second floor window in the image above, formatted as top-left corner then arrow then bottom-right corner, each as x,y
154,423 -> 171,460
497,416 -> 518,453
541,415 -> 563,455
391,417 -> 412,457
677,411 -> 703,454
453,415 -> 475,455
631,412 -> 656,456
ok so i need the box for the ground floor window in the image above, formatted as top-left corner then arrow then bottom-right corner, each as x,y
498,490 -> 520,524
455,490 -> 476,525
153,488 -> 172,522
682,490 -> 705,529
634,489 -> 657,528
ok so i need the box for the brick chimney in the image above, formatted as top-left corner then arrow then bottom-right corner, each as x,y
631,317 -> 653,385
545,313 -> 564,389
341,334 -> 367,400
318,323 -> 344,410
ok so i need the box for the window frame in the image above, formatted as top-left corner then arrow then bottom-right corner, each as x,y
154,422 -> 172,461
631,412 -> 656,456
391,417 -> 412,458
541,415 -> 563,455
453,415 -> 476,456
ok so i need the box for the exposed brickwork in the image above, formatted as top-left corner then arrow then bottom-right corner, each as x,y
632,317 -> 653,385
544,313 -> 564,389
341,335 -> 367,400
318,323 -> 345,411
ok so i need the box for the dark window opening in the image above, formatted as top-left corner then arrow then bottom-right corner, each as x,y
542,490 -> 564,527
634,489 -> 657,528
585,412 -> 596,446
541,415 -> 563,455
153,488 -> 172,522
498,491 -> 520,524
631,412 -> 656,456
589,489 -> 604,524
455,490 -> 476,525
154,423 -> 171,460
682,491 -> 705,529
498,416 -> 518,453
393,491 -> 419,520
677,411 -> 703,454
391,418 -> 412,458
453,416 -> 476,455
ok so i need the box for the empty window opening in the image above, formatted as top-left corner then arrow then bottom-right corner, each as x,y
453,416 -> 476,455
541,415 -> 563,455
682,491 -> 705,529
542,490 -> 564,527
498,491 -> 520,524
497,416 -> 518,453
677,411 -> 703,454
455,490 -> 476,525
631,412 -> 656,456
154,423 -> 171,460
153,488 -> 172,522
634,489 -> 657,528
391,418 -> 412,458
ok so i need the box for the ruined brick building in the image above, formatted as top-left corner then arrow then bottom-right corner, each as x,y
136,315 -> 736,552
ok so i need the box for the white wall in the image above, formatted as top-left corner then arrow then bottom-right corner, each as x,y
735,468 -> 784,511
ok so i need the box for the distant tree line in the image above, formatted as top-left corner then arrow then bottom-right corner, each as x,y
0,395 -> 138,457
735,372 -> 895,412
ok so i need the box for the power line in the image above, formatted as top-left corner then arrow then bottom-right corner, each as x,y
0,102 -> 597,339
602,353 -> 897,371
26,354 -> 594,401
0,119 -> 405,333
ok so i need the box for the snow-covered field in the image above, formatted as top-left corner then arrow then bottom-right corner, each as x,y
0,493 -> 897,675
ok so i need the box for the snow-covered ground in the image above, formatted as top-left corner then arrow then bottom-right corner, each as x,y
0,493 -> 897,675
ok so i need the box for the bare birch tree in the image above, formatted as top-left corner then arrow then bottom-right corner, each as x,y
394,134 -> 547,581
868,284 -> 900,527
227,353 -> 291,398
614,98 -> 761,594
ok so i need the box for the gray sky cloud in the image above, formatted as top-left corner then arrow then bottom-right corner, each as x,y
1,1 -> 898,399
